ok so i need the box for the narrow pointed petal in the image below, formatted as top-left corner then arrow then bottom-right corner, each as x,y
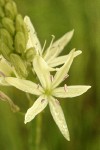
5,77 -> 42,95
25,96 -> 48,123
49,96 -> 70,141
0,77 -> 10,86
52,49 -> 75,88
24,16 -> 42,54
44,30 -> 74,62
53,86 -> 91,98
33,55 -> 51,89
48,50 -> 82,68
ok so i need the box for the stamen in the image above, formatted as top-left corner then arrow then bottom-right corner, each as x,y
58,44 -> 60,48
34,31 -> 37,35
41,99 -> 45,103
37,84 -> 40,89
63,74 -> 69,81
64,84 -> 68,92
41,40 -> 47,54
50,75 -> 54,82
55,99 -> 60,105
48,35 -> 55,51
0,71 -> 6,77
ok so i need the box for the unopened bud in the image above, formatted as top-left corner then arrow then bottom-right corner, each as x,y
25,47 -> 36,62
4,1 -> 17,19
0,40 -> 11,60
14,31 -> 26,54
15,14 -> 28,42
10,53 -> 28,78
0,28 -> 13,50
2,17 -> 15,35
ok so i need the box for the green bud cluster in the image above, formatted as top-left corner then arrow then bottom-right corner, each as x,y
0,0 -> 31,78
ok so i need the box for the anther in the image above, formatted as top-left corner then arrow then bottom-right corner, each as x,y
37,84 -> 40,89
41,99 -> 45,103
0,71 -> 6,77
64,84 -> 68,92
55,99 -> 60,105
63,74 -> 69,81
58,44 -> 60,48
50,75 -> 54,82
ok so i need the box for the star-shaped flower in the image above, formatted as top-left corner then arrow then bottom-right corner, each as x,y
24,16 -> 82,69
5,49 -> 91,140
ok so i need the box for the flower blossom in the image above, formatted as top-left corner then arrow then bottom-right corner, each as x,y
24,16 -> 82,70
5,50 -> 91,140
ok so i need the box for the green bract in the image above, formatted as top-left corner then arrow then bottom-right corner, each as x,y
5,50 -> 91,141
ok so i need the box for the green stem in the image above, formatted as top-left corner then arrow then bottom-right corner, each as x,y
35,113 -> 42,150
26,93 -> 33,106
26,93 -> 42,150
28,122 -> 35,150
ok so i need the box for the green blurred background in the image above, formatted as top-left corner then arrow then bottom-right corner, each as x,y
0,0 -> 100,149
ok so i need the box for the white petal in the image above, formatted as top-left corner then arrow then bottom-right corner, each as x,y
53,86 -> 91,98
24,16 -> 42,54
5,77 -> 42,95
49,96 -> 70,141
44,30 -> 74,62
52,49 -> 75,88
48,50 -> 82,68
25,96 -> 48,123
33,55 -> 51,89
0,77 -> 10,86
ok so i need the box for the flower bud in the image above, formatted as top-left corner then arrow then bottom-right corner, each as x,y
15,14 -> 28,43
10,53 -> 28,78
2,17 -> 15,35
0,28 -> 13,50
0,7 -> 5,18
0,40 -> 11,60
25,47 -> 36,62
4,1 -> 17,19
14,31 -> 26,54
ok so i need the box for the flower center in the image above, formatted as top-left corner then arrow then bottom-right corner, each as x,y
44,88 -> 52,96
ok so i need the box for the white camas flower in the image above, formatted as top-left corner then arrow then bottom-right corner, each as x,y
24,16 -> 82,69
5,49 -> 91,141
